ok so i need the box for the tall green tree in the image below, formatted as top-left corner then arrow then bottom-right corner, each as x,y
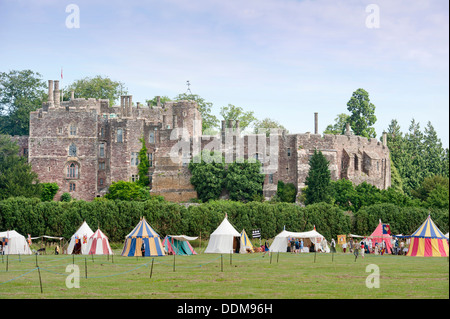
346,88 -> 377,138
137,137 -> 150,187
64,75 -> 128,105
220,104 -> 257,132
0,135 -> 41,199
253,117 -> 288,135
304,150 -> 333,205
0,70 -> 47,136
324,113 -> 349,135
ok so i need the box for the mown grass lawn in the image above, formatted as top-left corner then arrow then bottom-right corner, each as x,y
0,250 -> 448,299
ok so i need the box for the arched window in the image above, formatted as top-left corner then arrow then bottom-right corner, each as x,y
67,163 -> 79,178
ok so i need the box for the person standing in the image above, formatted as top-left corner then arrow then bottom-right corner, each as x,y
342,241 -> 347,253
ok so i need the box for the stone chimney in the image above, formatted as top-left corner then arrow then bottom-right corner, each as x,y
156,96 -> 161,107
70,90 -> 75,100
47,80 -> 54,105
53,80 -> 60,107
382,131 -> 387,147
314,112 -> 318,134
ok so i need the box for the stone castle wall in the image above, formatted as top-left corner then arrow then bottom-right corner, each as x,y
17,79 -> 390,202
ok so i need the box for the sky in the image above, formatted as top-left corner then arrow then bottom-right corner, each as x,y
0,0 -> 448,147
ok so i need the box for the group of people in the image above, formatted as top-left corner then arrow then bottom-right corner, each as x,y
340,237 -> 409,256
287,238 -> 305,253
286,237 -> 328,253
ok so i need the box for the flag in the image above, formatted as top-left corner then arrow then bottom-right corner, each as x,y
382,224 -> 391,235
337,235 -> 346,244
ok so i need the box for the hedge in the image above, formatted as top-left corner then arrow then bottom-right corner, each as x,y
0,197 -> 447,243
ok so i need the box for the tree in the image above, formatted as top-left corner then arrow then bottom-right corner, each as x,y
346,88 -> 377,138
174,93 -> 219,133
0,135 -> 41,199
40,183 -> 59,202
145,96 -> 172,107
0,70 -> 47,136
104,181 -> 156,201
64,75 -> 128,105
304,150 -> 333,205
224,159 -> 265,202
188,151 -> 225,202
324,113 -> 349,135
137,137 -> 150,187
253,118 -> 288,136
276,180 -> 297,203
220,104 -> 257,132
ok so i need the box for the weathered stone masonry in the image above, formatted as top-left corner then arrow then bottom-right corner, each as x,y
15,79 -> 390,202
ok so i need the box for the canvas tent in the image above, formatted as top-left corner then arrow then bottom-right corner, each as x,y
163,235 -> 197,255
407,215 -> 449,257
269,228 -> 330,253
204,216 -> 241,254
369,220 -> 393,254
0,230 -> 32,255
121,217 -> 165,257
239,229 -> 254,253
87,228 -> 113,255
67,221 -> 94,255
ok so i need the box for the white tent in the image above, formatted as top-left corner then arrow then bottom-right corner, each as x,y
0,230 -> 32,255
269,228 -> 330,253
67,221 -> 94,255
86,228 -> 113,255
204,216 -> 241,254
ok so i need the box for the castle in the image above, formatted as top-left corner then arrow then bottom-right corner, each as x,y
13,79 -> 391,202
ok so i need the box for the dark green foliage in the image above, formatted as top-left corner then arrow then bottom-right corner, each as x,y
137,137 -> 150,186
188,152 -> 225,202
60,192 -> 72,202
346,88 -> 377,138
104,181 -> 161,201
0,70 -> 47,136
0,135 -> 41,200
276,181 -> 297,203
40,183 -> 59,202
224,159 -> 265,202
304,150 -> 333,205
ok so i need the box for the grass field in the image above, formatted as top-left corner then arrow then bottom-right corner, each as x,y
0,248 -> 448,299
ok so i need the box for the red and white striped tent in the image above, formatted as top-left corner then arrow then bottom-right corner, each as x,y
87,229 -> 113,255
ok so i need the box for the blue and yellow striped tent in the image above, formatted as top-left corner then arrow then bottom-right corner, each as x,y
240,229 -> 254,253
121,217 -> 165,257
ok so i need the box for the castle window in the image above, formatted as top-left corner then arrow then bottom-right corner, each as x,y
99,162 -> 105,170
268,173 -> 274,184
100,127 -> 104,138
148,153 -> 153,167
69,183 -> 76,192
99,143 -> 105,157
131,152 -> 139,166
149,132 -> 155,144
99,178 -> 104,186
70,125 -> 77,136
377,161 -> 379,171
131,174 -> 139,182
354,155 -> 359,171
67,163 -> 79,179
117,129 -> 123,143
287,148 -> 291,156
69,143 -> 77,157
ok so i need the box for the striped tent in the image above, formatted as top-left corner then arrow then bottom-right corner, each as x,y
121,218 -> 165,257
407,215 -> 449,257
239,229 -> 254,253
87,229 -> 113,255
163,235 -> 197,255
